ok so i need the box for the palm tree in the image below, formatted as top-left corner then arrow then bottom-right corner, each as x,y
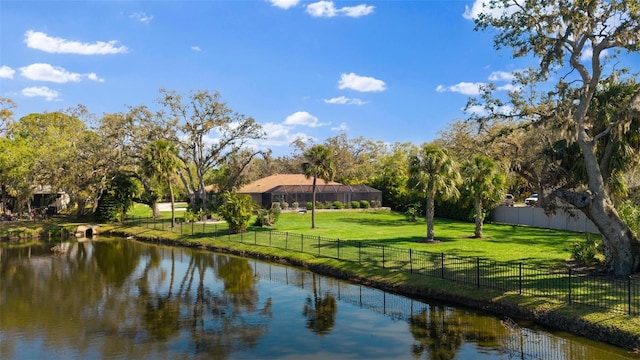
461,155 -> 506,238
408,144 -> 461,241
302,145 -> 336,229
142,139 -> 180,227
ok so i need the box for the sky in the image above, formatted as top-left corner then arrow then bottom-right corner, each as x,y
0,0 -> 581,156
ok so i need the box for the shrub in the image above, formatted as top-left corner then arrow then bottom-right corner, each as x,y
360,200 -> 370,209
315,202 -> 324,209
306,202 -> 313,210
182,210 -> 200,223
333,201 -> 344,209
291,201 -> 299,210
254,207 -> 280,227
271,202 -> 281,210
280,202 -> 289,210
405,205 -> 419,222
217,192 -> 258,233
351,201 -> 360,209
571,234 -> 601,265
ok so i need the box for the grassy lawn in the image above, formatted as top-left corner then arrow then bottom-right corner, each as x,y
128,204 -> 589,268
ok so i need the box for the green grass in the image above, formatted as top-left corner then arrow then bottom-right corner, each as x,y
123,205 -> 592,268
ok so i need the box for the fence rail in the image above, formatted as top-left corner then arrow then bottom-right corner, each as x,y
125,216 -> 640,316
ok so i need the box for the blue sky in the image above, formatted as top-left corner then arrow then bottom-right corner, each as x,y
2,0 -> 542,155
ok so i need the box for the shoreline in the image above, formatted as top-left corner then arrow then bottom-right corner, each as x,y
110,230 -> 640,352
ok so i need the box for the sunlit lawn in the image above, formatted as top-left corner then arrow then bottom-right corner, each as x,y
130,204 -> 591,267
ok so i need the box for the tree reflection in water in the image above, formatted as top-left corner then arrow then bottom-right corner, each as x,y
302,273 -> 337,335
135,245 -> 273,359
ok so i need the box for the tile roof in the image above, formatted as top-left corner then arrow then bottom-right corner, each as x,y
237,174 -> 341,193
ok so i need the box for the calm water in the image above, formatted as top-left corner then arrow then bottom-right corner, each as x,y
0,238 -> 637,360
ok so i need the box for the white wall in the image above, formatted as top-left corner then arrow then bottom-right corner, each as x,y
491,206 -> 599,233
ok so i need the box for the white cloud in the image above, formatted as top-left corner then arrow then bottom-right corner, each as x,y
86,72 -> 105,82
340,4 -> 374,18
192,46 -> 202,52
21,86 -> 60,101
306,1 -> 374,18
20,63 -> 103,83
130,12 -> 153,23
24,30 -> 128,55
259,122 -> 313,146
324,96 -> 367,105
0,65 -> 15,79
284,111 -> 328,127
307,1 -> 337,17
331,122 -> 349,132
269,0 -> 300,9
462,0 -> 516,20
338,72 -> 386,92
465,104 -> 513,117
436,82 -> 484,95
488,71 -> 514,82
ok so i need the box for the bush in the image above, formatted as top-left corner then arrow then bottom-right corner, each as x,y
306,202 -> 313,210
351,201 -> 360,209
315,202 -> 324,209
360,200 -> 370,209
218,192 -> 258,233
333,201 -> 344,209
405,205 -> 419,222
182,210 -> 200,223
571,234 -> 601,265
280,202 -> 289,210
291,201 -> 299,210
271,202 -> 281,210
254,207 -> 280,227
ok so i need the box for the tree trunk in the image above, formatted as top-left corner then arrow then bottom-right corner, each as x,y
425,196 -> 435,240
152,201 -> 161,218
168,181 -> 175,228
556,188 -> 640,276
587,196 -> 640,276
574,116 -> 640,275
474,196 -> 483,238
311,177 -> 317,229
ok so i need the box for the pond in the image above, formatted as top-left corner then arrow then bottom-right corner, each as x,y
0,237 -> 636,359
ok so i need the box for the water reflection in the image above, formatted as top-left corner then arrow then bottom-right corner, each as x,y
0,239 -> 635,359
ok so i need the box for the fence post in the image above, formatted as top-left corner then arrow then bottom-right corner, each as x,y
476,257 -> 480,288
629,276 -> 632,315
568,268 -> 572,304
301,234 -> 304,252
519,263 -> 522,295
409,249 -> 413,274
286,232 -> 289,250
441,253 -> 445,279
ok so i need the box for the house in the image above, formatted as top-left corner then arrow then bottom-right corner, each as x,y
236,174 -> 382,209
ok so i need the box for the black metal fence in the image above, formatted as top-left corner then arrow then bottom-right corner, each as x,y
126,216 -> 640,315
